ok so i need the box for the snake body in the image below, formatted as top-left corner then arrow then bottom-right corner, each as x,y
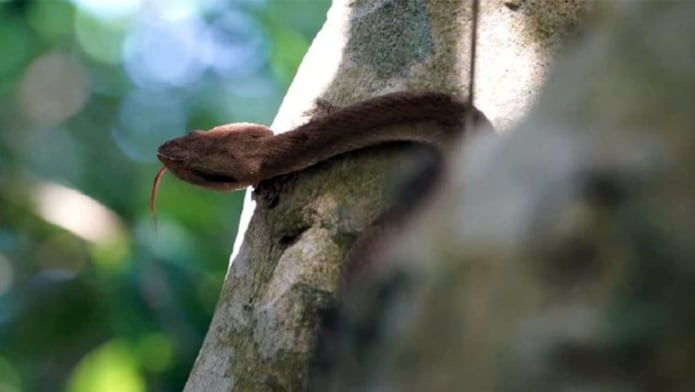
153,91 -> 490,281
156,92 -> 487,188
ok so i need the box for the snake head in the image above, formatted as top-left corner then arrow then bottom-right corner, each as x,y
157,123 -> 273,191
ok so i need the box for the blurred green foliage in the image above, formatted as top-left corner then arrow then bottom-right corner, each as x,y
0,0 -> 330,390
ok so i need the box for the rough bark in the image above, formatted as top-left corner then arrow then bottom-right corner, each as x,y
314,2 -> 695,391
184,0 -> 590,391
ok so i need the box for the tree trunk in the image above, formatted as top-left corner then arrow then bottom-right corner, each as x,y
184,0 -> 589,390
310,2 -> 695,391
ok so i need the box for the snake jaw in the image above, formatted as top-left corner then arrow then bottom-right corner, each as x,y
157,153 -> 239,189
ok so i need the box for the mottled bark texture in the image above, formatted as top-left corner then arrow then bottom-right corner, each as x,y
313,2 -> 695,391
184,0 -> 590,391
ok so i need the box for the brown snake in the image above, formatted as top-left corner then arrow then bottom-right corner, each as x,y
152,92 -> 491,282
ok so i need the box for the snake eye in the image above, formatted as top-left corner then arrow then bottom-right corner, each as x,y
190,169 -> 237,184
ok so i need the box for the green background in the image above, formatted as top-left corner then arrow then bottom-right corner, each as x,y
0,0 -> 330,390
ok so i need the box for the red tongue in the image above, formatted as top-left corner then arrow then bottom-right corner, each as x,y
150,166 -> 168,230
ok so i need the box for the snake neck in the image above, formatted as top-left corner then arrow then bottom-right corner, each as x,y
259,92 -> 485,180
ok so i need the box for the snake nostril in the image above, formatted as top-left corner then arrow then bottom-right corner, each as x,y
157,141 -> 186,161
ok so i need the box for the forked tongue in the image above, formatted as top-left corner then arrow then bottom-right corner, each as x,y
150,166 -> 168,231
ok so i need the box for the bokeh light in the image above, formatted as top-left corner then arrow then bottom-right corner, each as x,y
201,8 -> 267,78
18,52 -> 89,126
0,0 -> 330,390
123,18 -> 207,88
69,0 -> 142,20
32,181 -> 125,246
112,89 -> 186,162
67,340 -> 145,392
74,10 -> 127,64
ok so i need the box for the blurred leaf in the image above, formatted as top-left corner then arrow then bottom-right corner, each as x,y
135,333 -> 174,373
0,0 -> 329,390
74,10 -> 127,65
0,355 -> 21,391
267,26 -> 309,86
26,1 -> 75,42
0,13 -> 30,80
67,340 -> 144,392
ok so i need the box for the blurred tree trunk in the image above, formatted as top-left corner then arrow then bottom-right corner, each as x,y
311,2 -> 695,391
183,0 -> 589,391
